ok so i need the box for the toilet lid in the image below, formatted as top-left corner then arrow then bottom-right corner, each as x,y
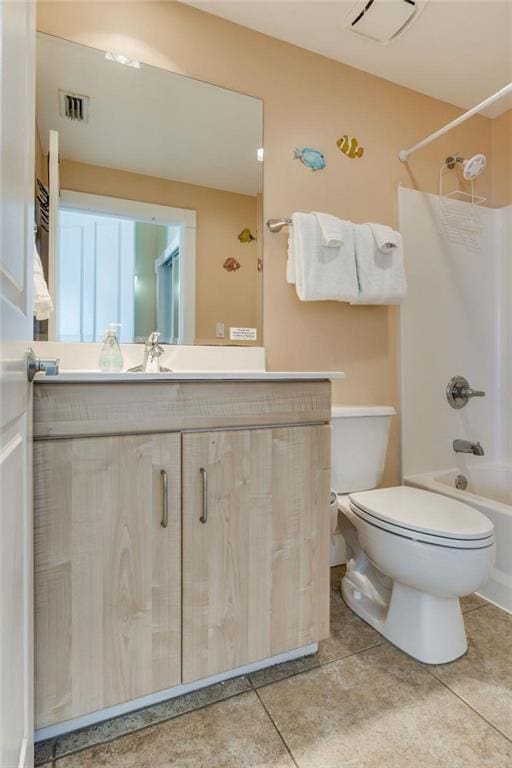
349,486 -> 494,541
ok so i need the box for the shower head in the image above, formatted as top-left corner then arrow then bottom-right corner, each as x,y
462,154 -> 486,181
446,153 -> 487,181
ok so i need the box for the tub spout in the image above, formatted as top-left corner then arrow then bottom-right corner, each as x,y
453,439 -> 485,456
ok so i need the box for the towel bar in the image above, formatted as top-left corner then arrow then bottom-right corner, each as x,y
267,218 -> 291,233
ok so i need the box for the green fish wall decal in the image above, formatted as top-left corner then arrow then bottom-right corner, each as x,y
237,228 -> 256,243
337,135 -> 364,159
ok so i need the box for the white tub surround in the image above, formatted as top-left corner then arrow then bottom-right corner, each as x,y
406,467 -> 512,613
399,191 -> 511,614
399,190 -> 510,477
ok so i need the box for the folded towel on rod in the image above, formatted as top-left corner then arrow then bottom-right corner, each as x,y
352,224 -> 406,305
288,212 -> 358,301
33,244 -> 54,320
286,220 -> 296,284
368,222 -> 401,252
312,212 -> 345,248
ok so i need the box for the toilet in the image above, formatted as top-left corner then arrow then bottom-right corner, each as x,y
331,406 -> 496,664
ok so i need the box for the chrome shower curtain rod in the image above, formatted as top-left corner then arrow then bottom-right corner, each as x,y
398,82 -> 512,163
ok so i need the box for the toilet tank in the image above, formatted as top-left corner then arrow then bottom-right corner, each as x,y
331,405 -> 396,494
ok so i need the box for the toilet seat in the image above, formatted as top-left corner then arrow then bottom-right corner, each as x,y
348,486 -> 495,550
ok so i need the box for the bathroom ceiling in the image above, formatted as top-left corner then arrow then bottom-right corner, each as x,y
183,0 -> 512,117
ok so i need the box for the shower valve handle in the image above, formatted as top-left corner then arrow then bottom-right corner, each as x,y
446,376 -> 486,409
461,387 -> 485,399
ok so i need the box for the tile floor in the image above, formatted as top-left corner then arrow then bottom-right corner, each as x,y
36,567 -> 512,768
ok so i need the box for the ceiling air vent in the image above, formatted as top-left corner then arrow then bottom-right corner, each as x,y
58,90 -> 89,122
343,0 -> 425,44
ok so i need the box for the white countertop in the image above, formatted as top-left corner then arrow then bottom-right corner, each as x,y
34,370 -> 345,383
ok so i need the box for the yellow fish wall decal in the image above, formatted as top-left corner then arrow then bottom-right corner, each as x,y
237,228 -> 256,243
337,135 -> 364,159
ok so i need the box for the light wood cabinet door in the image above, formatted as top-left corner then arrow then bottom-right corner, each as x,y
34,433 -> 181,729
182,425 -> 330,684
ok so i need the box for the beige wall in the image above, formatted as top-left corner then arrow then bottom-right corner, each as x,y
59,159 -> 260,344
490,109 -> 512,208
37,0 -> 507,485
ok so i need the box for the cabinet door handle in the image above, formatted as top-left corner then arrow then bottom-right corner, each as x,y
160,469 -> 168,528
199,467 -> 208,524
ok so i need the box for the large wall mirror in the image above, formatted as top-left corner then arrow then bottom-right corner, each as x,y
34,33 -> 263,346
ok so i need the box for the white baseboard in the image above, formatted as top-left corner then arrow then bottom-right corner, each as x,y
35,643 -> 318,742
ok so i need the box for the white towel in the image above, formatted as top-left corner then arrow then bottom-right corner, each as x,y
312,212 -> 344,248
368,223 -> 401,252
290,212 -> 359,302
33,245 -> 54,320
352,224 -> 407,305
287,221 -> 296,284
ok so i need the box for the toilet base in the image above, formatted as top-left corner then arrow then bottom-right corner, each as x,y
342,570 -> 468,664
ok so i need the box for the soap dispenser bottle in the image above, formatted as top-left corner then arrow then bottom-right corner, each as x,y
99,323 -> 124,372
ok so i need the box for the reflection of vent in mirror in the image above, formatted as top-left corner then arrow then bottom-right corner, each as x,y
59,90 -> 89,122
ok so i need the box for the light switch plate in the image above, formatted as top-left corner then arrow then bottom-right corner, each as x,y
216,322 -> 225,338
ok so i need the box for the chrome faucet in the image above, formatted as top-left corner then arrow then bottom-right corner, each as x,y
142,332 -> 164,372
453,439 -> 485,456
128,332 -> 172,373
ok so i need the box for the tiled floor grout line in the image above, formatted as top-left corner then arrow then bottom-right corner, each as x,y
250,639 -> 389,693
461,603 -> 489,615
425,669 -> 512,744
319,639 -> 389,667
252,684 -> 301,768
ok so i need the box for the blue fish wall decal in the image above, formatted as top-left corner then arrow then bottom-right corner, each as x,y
293,147 -> 326,171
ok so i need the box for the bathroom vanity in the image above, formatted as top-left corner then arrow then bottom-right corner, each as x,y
33,374 -> 334,735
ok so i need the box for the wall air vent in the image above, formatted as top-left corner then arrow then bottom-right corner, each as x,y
343,0 -> 426,44
58,90 -> 89,122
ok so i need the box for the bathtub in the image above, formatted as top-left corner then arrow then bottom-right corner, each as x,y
405,465 -> 512,613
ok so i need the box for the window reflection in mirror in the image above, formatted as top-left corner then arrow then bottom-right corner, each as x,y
58,209 -> 182,344
34,33 -> 263,346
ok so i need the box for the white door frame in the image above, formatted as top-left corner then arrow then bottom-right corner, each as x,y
155,229 -> 181,343
0,2 -> 35,766
59,191 -> 197,345
47,129 -> 59,341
